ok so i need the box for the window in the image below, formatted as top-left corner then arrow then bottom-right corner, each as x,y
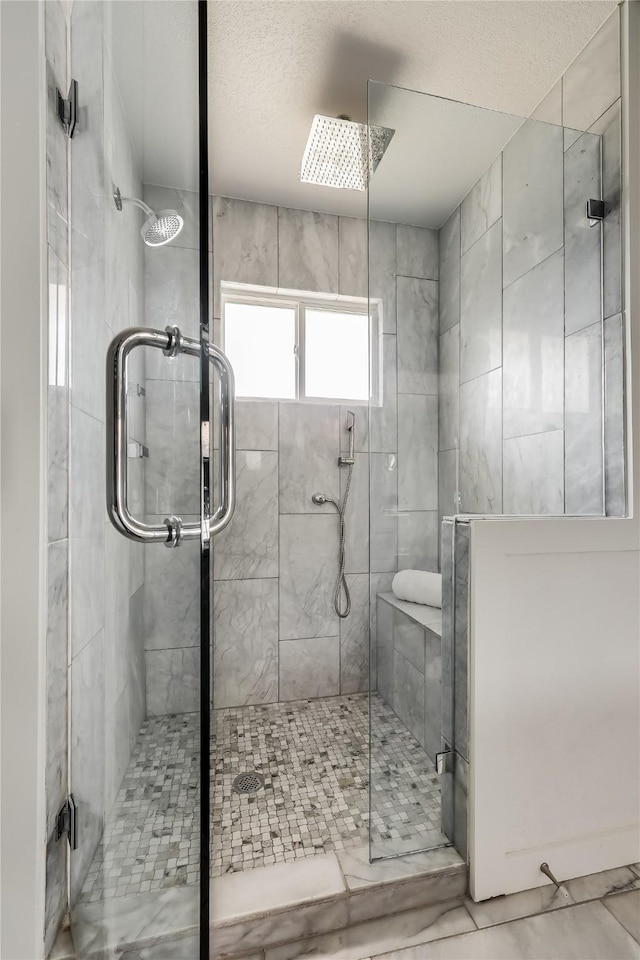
221,284 -> 381,405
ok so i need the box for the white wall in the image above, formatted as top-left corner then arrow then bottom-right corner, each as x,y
468,0 -> 640,901
0,2 -> 48,957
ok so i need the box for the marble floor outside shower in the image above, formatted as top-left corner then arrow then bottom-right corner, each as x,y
80,693 -> 446,904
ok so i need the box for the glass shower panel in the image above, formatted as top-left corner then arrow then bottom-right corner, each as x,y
367,79 -> 624,860
67,1 -> 204,953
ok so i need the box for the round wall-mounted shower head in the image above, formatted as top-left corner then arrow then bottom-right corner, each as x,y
141,210 -> 184,247
113,186 -> 184,248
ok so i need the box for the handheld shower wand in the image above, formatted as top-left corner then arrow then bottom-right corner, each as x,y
312,412 -> 356,619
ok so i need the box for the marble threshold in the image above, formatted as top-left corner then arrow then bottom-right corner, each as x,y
61,845 -> 466,959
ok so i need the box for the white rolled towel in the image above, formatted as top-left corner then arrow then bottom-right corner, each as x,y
392,570 -> 442,608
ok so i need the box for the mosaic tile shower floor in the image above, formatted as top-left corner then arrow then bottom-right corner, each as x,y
80,693 -> 446,903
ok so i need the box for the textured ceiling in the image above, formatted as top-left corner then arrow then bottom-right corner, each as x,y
112,1 -> 618,224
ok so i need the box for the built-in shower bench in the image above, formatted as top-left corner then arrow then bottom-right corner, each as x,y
376,592 -> 442,764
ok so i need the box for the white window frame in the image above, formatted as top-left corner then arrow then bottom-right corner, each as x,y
221,281 -> 383,406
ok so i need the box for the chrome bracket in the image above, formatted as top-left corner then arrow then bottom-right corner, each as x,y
56,79 -> 78,139
55,795 -> 78,850
164,515 -> 183,548
586,198 -> 605,226
163,325 -> 182,358
435,750 -> 455,775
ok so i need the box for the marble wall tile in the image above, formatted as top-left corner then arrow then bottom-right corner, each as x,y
376,597 -> 394,705
396,225 -> 439,280
564,132 -> 602,336
144,532 -> 200,650
236,400 -> 278,451
70,2 -> 105,201
370,220 -> 397,334
339,216 -> 367,297
144,379 -> 199,516
439,209 -> 461,335
278,207 -> 339,293
278,636 -> 340,701
398,394 -> 438,512
440,751 -> 468,860
503,119 -> 564,287
565,320 -> 604,515
591,101 -> 622,321
370,573 -> 394,673
461,155 -> 502,255
503,248 -> 564,438
214,450 -> 279,579
70,406 -> 105,541
397,512 -> 439,572
279,403 -> 339,514
143,184 -> 204,252
279,514 -> 340,640
370,334 -> 398,454
45,0 -> 67,90
45,833 -> 68,956
370,453 -> 398,573
342,453 -> 369,575
213,578 -> 278,707
213,197 -> 278,316
46,63 -> 69,267
46,541 -> 69,834
71,263 -> 108,421
459,219 -> 502,383
70,544 -> 104,659
340,574 -> 369,694
145,245 -> 200,355
126,586 -> 146,751
424,626 -> 442,763
393,650 -> 426,749
439,450 -> 458,528
104,521 -> 133,712
145,647 -> 199,716
563,9 -> 620,133
439,324 -> 459,453
393,609 -> 425,673
604,313 -> 626,516
397,277 -> 439,395
459,370 -> 502,514
48,386 -> 69,544
531,79 -> 562,125
347,875 -> 468,929
70,629 -> 105,903
503,430 -> 564,514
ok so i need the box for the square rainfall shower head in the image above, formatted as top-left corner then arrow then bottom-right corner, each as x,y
300,115 -> 395,191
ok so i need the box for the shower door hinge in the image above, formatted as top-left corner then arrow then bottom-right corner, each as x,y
56,79 -> 78,139
586,198 -> 605,226
55,795 -> 78,850
435,750 -> 455,775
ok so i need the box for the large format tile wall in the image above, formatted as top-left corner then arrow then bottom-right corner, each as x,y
44,0 -> 148,937
438,9 -> 624,519
142,195 -> 439,713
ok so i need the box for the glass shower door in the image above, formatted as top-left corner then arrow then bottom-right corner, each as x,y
65,2 -> 216,955
367,75 -> 624,861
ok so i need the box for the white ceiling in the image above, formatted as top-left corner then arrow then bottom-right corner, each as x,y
112,1 -> 617,226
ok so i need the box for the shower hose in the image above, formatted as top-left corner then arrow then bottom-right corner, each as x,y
324,461 -> 354,619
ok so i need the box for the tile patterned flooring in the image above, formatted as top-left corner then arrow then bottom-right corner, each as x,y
80,693 -> 445,903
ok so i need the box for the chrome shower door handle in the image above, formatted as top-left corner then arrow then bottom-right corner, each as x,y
106,325 -> 236,546
208,342 -> 236,536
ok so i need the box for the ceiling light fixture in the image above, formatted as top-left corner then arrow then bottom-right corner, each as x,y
300,114 -> 395,191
